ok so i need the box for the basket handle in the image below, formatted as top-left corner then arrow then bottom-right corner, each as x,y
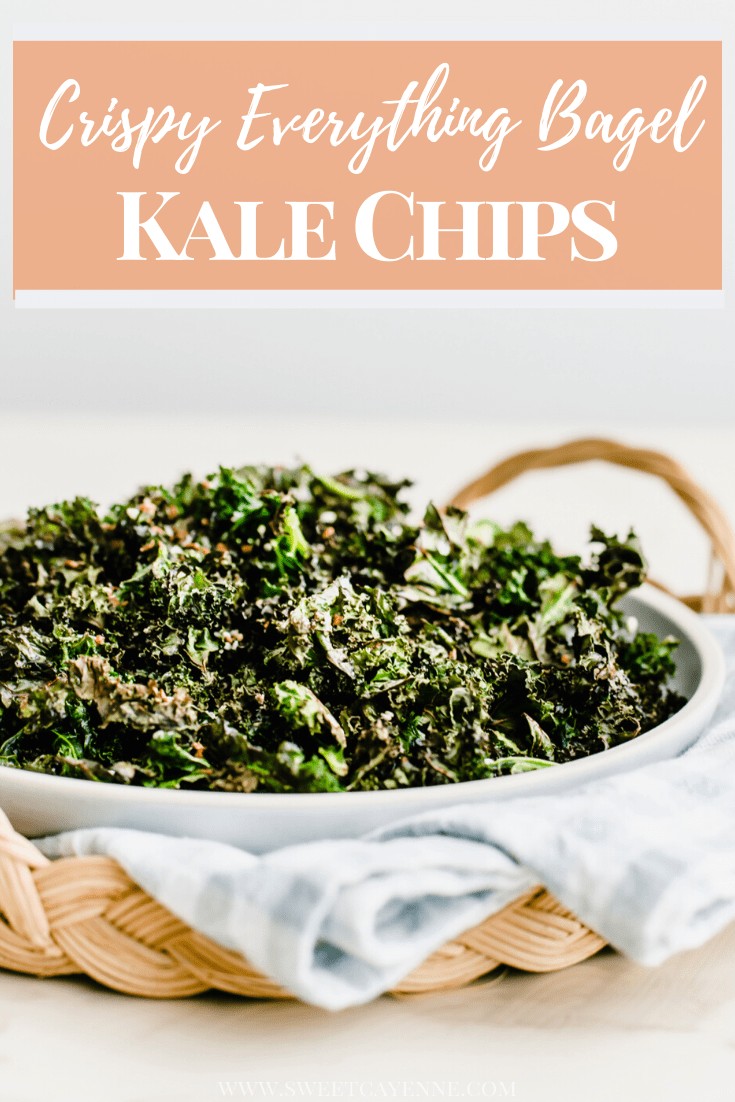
448,437 -> 735,614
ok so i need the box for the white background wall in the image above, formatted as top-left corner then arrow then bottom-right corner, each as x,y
1,0 -> 733,425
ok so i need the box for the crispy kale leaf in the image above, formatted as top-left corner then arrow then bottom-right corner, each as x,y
0,466 -> 683,792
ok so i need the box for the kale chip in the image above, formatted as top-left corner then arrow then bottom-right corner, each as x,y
0,465 -> 683,792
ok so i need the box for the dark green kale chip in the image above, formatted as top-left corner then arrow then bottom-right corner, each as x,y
0,465 -> 684,793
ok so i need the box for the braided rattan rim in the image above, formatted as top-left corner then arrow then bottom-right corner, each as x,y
0,801 -> 605,997
0,438 -> 730,999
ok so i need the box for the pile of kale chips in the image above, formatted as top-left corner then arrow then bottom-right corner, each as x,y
0,465 -> 684,793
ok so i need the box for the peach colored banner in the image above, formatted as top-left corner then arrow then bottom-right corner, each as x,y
13,40 -> 722,297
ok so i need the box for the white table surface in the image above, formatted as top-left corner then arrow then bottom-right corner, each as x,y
1,416 -> 734,1102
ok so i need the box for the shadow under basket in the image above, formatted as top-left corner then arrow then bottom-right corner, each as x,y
1,437 -> 733,1000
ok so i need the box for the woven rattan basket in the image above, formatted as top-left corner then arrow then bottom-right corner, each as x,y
1,437 -> 733,1000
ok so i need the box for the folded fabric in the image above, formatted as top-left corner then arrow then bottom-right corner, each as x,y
38,618 -> 735,1011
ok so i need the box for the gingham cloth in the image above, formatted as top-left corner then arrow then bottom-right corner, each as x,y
38,619 -> 735,1010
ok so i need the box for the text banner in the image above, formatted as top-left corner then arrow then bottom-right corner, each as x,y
13,39 -> 722,304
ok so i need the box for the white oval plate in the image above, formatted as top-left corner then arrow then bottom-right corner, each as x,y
0,584 -> 724,853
